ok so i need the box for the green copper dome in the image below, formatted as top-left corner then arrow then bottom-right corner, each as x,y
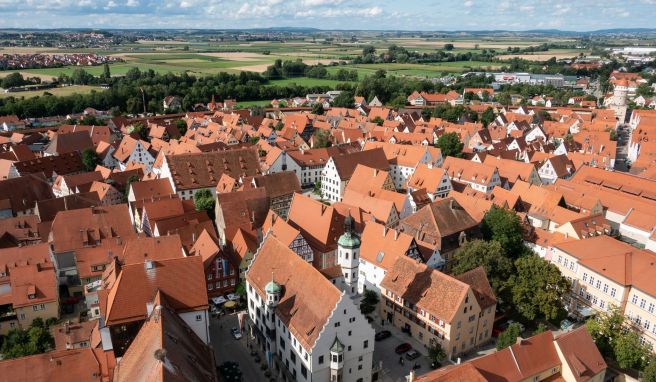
330,336 -> 344,353
338,211 -> 361,248
265,280 -> 282,294
338,231 -> 361,248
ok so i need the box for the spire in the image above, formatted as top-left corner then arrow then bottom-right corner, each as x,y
344,210 -> 354,235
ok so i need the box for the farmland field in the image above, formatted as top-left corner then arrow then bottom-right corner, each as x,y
0,35 -> 580,84
0,85 -> 103,99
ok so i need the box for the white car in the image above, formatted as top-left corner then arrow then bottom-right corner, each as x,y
231,327 -> 243,340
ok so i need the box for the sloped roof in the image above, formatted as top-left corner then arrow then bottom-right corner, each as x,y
331,147 -> 389,181
454,267 -> 496,309
0,173 -> 54,214
45,131 -> 94,155
113,292 -> 217,382
246,235 -> 342,350
105,256 -> 208,325
360,221 -> 415,271
555,327 -> 607,382
165,148 -> 261,191
380,255 -> 470,323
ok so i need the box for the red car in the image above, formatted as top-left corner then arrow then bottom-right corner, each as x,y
395,343 -> 412,354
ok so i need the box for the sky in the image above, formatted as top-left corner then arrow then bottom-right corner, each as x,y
0,0 -> 655,31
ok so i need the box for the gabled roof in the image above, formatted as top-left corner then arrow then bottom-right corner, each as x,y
50,205 -> 136,253
165,148 -> 261,190
287,193 -> 343,252
454,267 -> 496,309
113,292 -> 217,382
555,236 -> 656,296
129,178 -> 175,202
380,256 -> 470,323
330,147 -> 389,181
45,131 -> 94,156
105,256 -> 208,325
14,152 -> 85,178
246,235 -> 342,350
555,327 -> 607,382
121,235 -> 184,265
399,197 -> 478,250
0,173 -> 54,214
359,221 -> 415,271
0,348 -> 109,382
470,331 -> 560,382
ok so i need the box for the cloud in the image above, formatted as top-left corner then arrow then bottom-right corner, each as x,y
0,0 -> 653,31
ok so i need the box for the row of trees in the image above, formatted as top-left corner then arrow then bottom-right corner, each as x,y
263,59 -> 359,82
0,69 -> 345,118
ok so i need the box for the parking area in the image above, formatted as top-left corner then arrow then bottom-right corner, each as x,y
209,312 -> 272,382
367,311 -> 435,382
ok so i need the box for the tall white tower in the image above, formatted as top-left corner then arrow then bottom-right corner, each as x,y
337,212 -> 361,296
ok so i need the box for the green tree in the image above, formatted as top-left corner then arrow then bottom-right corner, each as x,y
508,255 -> 570,321
636,83 -> 655,98
360,290 -> 379,316
194,189 -> 215,220
332,91 -> 355,108
481,206 -> 525,259
313,129 -> 332,148
128,122 -> 149,140
175,119 -> 187,136
82,148 -> 101,172
481,107 -> 495,127
0,324 -> 54,359
312,103 -> 325,115
1,72 -> 29,88
101,63 -> 111,81
372,116 -> 385,126
642,358 -> 656,382
235,281 -> 247,298
428,342 -> 446,364
444,43 -> 454,51
533,323 -> 548,335
452,240 -> 513,296
614,330 -> 650,370
497,92 -> 512,106
496,323 -> 522,350
435,132 -> 464,158
362,290 -> 379,306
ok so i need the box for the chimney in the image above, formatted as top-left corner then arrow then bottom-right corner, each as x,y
192,231 -> 196,243
146,301 -> 154,316
427,162 -> 433,169
64,321 -> 70,334
394,230 -> 399,241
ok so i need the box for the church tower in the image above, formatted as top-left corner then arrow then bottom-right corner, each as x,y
337,212 -> 361,296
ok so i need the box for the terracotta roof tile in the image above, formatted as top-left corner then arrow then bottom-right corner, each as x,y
246,235 -> 342,350
105,256 -> 208,325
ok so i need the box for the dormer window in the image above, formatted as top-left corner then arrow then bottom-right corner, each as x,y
28,294 -> 36,300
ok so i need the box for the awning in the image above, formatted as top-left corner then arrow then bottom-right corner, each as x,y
577,306 -> 596,317
224,301 -> 237,309
212,296 -> 227,305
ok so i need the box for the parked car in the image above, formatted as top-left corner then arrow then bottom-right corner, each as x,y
405,350 -> 420,360
231,327 -> 242,340
560,319 -> 574,331
395,343 -> 412,354
375,330 -> 391,341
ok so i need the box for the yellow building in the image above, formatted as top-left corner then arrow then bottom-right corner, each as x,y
379,257 -> 495,358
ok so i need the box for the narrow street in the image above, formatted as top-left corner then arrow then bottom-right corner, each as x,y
614,123 -> 631,172
210,312 -> 272,382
